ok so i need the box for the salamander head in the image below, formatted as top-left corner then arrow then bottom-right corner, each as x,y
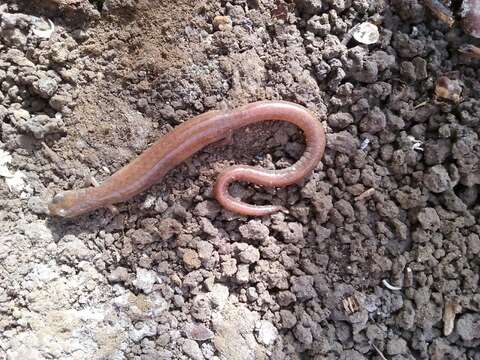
48,190 -> 94,218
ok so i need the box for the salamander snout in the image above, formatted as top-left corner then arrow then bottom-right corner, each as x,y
48,190 -> 90,218
48,192 -> 69,217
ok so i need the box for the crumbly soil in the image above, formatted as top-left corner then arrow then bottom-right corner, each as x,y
1,0 -> 480,359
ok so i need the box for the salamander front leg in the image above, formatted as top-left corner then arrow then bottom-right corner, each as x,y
88,175 -> 119,215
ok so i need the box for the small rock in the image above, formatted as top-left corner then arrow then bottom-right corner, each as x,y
194,200 -> 220,219
360,107 -> 386,134
424,139 -> 451,165
103,0 -> 136,13
441,190 -> 467,212
58,236 -> 92,261
213,16 -> 232,31
133,268 -> 158,294
424,165 -> 452,193
235,264 -> 250,284
239,220 -> 269,242
295,0 -> 323,15
18,114 -> 64,139
197,241 -> 214,261
209,284 -> 229,309
49,94 -> 73,112
417,207 -> 441,231
255,320 -> 278,346
182,339 -> 204,360
157,218 -> 182,241
33,77 -> 58,99
291,275 -> 316,301
280,310 -> 297,329
246,287 -> 258,301
108,267 -> 130,282
293,324 -> 313,345
237,244 -> 260,264
307,14 -> 331,36
327,112 -> 354,130
456,313 -> 480,341
386,337 -> 408,356
183,249 -> 201,269
185,323 -> 215,341
327,131 -> 359,154
6,49 -> 34,67
129,321 -> 157,342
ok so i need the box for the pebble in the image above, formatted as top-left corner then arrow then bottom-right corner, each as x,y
386,337 -> 408,355
133,268 -> 158,294
291,275 -> 316,301
33,77 -> 58,98
129,321 -> 157,342
327,131 -> 359,154
235,264 -> 250,284
212,16 -> 232,31
327,112 -> 354,130
424,165 -> 452,193
49,94 -> 73,111
236,243 -> 260,264
417,207 -> 441,231
255,320 -> 278,346
239,220 -> 270,242
184,323 -> 215,341
360,107 -> 387,134
108,266 -> 130,283
58,235 -> 92,261
456,313 -> 480,341
183,249 -> 201,269
182,339 -> 204,360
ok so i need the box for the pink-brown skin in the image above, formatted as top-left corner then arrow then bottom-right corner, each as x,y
461,0 -> 480,39
48,100 -> 326,218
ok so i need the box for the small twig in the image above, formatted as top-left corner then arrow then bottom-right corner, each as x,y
382,279 -> 402,291
443,301 -> 462,336
371,343 -> 388,360
414,100 -> 428,109
41,141 -> 62,164
355,188 -> 375,201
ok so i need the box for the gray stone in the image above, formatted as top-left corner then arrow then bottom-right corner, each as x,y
58,236 -> 92,262
185,323 -> 214,341
182,339 -> 204,360
386,337 -> 408,355
49,94 -> 73,111
291,275 -> 316,301
239,220 -> 269,241
328,112 -> 354,130
456,313 -> 480,341
424,165 -> 451,193
237,244 -> 260,264
417,207 -> 440,231
129,321 -> 157,342
327,131 -> 359,154
360,107 -> 386,134
33,77 -> 58,99
17,114 -> 65,139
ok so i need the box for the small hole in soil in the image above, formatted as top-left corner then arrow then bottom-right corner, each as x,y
89,0 -> 105,11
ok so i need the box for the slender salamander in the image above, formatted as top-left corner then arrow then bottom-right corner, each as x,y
48,100 -> 326,218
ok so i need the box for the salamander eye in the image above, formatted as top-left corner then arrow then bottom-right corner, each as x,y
51,193 -> 65,204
